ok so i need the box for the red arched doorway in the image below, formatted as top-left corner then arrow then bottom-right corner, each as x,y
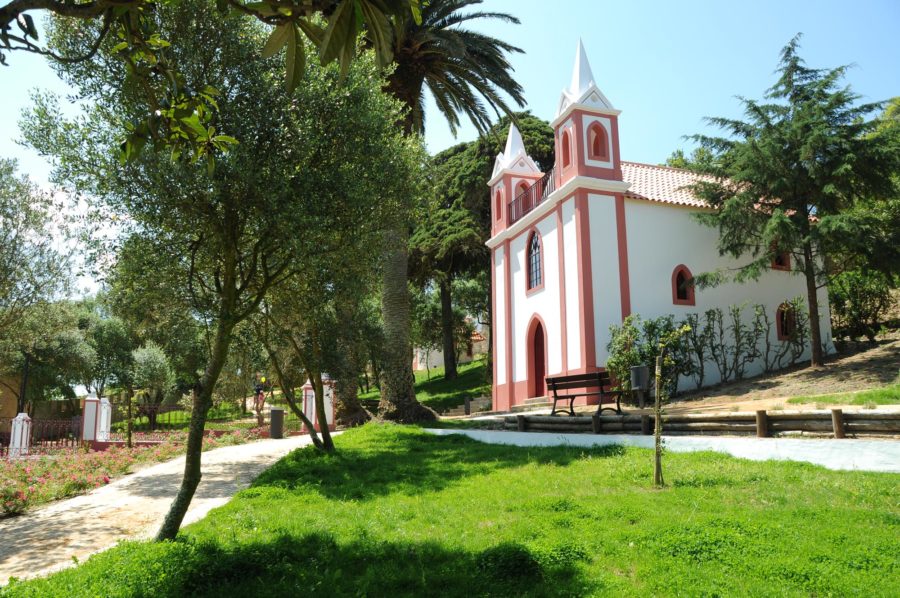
527,317 -> 547,398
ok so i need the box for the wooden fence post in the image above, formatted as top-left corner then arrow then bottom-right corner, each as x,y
591,414 -> 601,434
831,409 -> 845,439
755,410 -> 769,438
516,414 -> 527,432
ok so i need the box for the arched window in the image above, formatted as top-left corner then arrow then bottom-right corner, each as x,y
494,190 -> 502,221
516,181 -> 529,198
776,303 -> 795,340
671,265 -> 695,306
587,122 -> 609,161
561,130 -> 571,168
527,231 -> 543,291
771,251 -> 791,271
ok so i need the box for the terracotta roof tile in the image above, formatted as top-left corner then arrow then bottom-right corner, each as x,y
621,161 -> 713,209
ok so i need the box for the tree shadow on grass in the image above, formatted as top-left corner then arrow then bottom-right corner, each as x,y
251,425 -> 627,502
168,533 -> 591,597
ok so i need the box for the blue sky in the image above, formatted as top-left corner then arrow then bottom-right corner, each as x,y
1,0 -> 898,186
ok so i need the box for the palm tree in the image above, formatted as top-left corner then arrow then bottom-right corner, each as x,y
377,0 -> 525,421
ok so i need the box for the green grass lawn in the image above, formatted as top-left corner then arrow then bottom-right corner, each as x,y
787,383 -> 900,406
6,424 -> 897,597
360,358 -> 491,413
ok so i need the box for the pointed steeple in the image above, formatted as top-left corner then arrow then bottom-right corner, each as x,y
490,123 -> 540,180
569,39 -> 595,98
503,123 -> 526,161
554,39 -> 617,121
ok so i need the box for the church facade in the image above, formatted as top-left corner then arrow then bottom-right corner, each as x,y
487,41 -> 833,411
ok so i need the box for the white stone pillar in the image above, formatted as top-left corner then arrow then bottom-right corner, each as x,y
97,397 -> 112,441
82,397 -> 100,442
9,413 -> 31,458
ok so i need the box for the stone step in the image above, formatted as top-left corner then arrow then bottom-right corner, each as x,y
522,396 -> 550,405
510,401 -> 552,412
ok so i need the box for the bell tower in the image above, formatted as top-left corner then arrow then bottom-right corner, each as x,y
551,40 -> 623,187
487,123 -> 543,236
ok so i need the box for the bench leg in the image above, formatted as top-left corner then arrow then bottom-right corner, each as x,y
568,398 -> 576,417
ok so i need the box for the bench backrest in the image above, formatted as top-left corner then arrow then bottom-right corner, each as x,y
546,371 -> 612,391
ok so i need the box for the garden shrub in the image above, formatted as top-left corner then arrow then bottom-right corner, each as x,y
829,269 -> 895,342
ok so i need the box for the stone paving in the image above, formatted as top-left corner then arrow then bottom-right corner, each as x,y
0,434 -> 319,584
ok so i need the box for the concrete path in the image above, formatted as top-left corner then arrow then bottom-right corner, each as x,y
425,429 -> 900,473
0,435 -> 320,584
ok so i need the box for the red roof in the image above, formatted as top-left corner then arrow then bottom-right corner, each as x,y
621,161 -> 713,209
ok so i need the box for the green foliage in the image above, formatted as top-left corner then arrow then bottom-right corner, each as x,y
829,269 -> 895,342
79,308 -> 134,399
0,159 -> 70,337
132,342 -> 175,406
3,0 -> 419,163
663,147 -> 718,172
687,35 -> 900,365
606,315 -> 690,396
7,425 -> 899,596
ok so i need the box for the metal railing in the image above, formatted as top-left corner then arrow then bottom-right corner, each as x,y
507,167 -> 557,225
0,417 -> 82,456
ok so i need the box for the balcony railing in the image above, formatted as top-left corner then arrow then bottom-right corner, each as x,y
507,167 -> 557,225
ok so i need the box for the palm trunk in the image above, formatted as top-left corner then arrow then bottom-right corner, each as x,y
802,241 -> 824,367
156,317 -> 234,541
378,228 -> 436,422
439,278 -> 458,380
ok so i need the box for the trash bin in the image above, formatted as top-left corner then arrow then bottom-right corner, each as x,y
270,407 -> 285,439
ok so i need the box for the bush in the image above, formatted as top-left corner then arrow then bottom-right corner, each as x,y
829,269 -> 895,342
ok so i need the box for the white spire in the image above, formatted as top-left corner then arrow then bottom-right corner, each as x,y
503,123 -> 526,161
554,39 -> 617,121
569,38 -> 595,98
489,123 -> 540,181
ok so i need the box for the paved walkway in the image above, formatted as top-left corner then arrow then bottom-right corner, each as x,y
425,429 -> 900,473
0,435 -> 320,584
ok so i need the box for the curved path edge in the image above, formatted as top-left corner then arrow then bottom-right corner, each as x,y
0,433 -> 327,584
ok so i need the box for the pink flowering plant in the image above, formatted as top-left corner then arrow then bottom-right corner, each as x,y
0,427 -> 261,516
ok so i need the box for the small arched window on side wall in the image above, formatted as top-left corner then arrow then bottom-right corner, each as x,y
587,122 -> 609,161
671,265 -> 695,306
771,251 -> 791,271
561,130 -> 571,168
776,303 -> 796,341
527,231 -> 543,291
494,189 -> 502,221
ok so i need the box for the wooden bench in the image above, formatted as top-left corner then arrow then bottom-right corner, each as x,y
546,372 -> 625,417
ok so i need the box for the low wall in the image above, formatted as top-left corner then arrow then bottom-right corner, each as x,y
502,410 -> 900,438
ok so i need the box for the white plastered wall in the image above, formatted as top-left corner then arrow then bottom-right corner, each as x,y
493,246 -> 506,385
588,194 -> 623,365
561,197 -> 581,370
510,212 -> 563,382
622,198 -> 834,387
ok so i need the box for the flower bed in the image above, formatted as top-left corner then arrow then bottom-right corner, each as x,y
1,428 -> 261,516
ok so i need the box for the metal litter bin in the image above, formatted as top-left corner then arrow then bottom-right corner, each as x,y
270,407 -> 285,439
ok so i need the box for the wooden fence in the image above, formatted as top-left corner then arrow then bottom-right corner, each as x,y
502,410 -> 900,438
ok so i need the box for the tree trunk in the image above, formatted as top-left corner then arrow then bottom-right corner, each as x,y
802,241 -> 825,367
155,318 -> 234,541
313,372 -> 334,452
439,278 -> 458,380
263,344 -> 323,450
378,228 -> 436,422
333,296 -> 371,427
